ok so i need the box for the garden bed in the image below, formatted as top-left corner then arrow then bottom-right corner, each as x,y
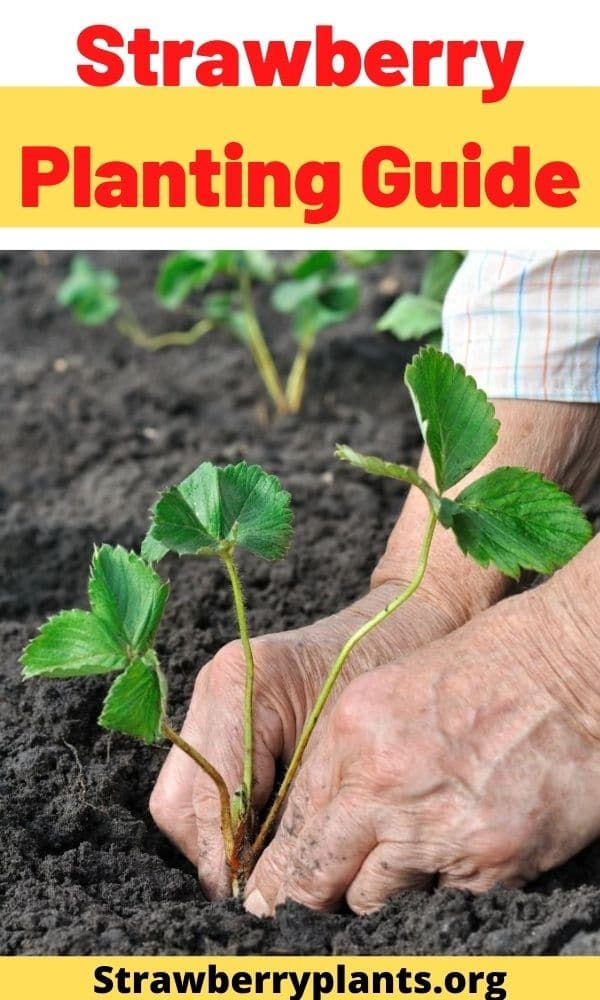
1,250 -> 600,956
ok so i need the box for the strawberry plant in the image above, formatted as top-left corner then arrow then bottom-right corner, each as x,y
377,250 -> 465,343
56,251 -> 378,416
56,255 -> 121,326
20,348 -> 590,896
271,251 -> 361,412
21,461 -> 293,894
57,254 -> 214,351
341,250 -> 393,268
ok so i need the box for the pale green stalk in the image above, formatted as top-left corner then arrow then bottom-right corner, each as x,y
250,510 -> 438,862
238,271 -> 288,414
116,306 -> 213,350
285,339 -> 312,413
221,551 -> 257,821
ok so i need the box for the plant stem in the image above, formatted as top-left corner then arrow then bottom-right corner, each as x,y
221,552 -> 257,822
115,306 -> 213,351
160,721 -> 236,889
238,271 -> 288,415
250,509 -> 438,863
285,340 -> 312,414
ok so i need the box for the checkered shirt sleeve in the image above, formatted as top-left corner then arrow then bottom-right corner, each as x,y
441,251 -> 600,403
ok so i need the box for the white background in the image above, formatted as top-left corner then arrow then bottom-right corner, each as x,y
2,0 -> 597,247
2,0 -> 598,86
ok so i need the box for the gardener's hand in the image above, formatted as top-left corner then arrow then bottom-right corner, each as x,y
245,536 -> 600,915
149,577 -> 472,898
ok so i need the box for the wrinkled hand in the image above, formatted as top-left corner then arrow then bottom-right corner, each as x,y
246,578 -> 600,915
150,580 -> 465,897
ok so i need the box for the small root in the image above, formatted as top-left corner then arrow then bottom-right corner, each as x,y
62,739 -> 87,801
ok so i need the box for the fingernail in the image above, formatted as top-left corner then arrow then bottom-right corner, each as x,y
245,889 -> 270,918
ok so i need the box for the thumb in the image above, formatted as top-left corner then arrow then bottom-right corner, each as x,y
275,792 -> 375,912
245,775 -> 316,915
194,694 -> 284,899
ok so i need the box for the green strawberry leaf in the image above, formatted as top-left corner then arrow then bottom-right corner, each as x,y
156,251 -> 220,309
405,347 -> 499,492
200,293 -> 249,342
316,272 -> 360,317
271,274 -> 323,314
203,291 -> 236,323
420,250 -> 465,302
147,484 -> 219,557
293,274 -> 361,344
20,609 -> 125,679
99,651 -> 166,745
443,466 -> 592,578
335,444 -> 440,512
144,461 -> 292,561
57,255 -> 120,326
217,462 -> 293,560
225,311 -> 252,345
377,294 -> 442,340
343,250 -> 393,268
291,250 -> 337,280
88,545 -> 169,654
239,250 -> 276,283
140,530 -> 169,565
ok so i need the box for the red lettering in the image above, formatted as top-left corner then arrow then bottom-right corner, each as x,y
127,28 -> 159,85
480,40 -> 524,103
535,162 -> 580,207
163,40 -> 195,86
362,146 -> 410,207
247,162 -> 291,208
315,25 -> 361,86
446,40 -> 479,86
73,146 -> 92,206
364,41 -> 408,86
413,163 -> 458,207
485,147 -> 531,207
243,40 -> 311,86
295,161 -> 340,223
412,40 -> 444,86
189,150 -> 220,206
22,146 -> 70,206
196,42 -> 239,86
143,162 -> 187,207
462,141 -> 482,207
224,142 -> 243,207
95,162 -> 138,207
77,25 -> 124,86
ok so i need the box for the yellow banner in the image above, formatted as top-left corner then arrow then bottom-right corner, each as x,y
1,87 -> 598,226
1,955 -> 599,1000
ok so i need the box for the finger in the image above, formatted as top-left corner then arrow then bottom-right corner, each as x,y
438,869 -> 526,893
270,792 -> 377,914
245,777 -> 316,915
193,768 -> 229,897
197,714 -> 282,898
150,680 -> 217,864
346,842 -> 433,914
151,645 -> 284,898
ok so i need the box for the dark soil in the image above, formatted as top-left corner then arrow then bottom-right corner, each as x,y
1,250 -> 599,957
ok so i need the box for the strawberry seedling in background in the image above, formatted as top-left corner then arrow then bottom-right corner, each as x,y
271,251 -> 361,412
56,256 -> 121,326
341,250 -> 393,268
56,250 -> 384,416
20,348 -> 591,896
377,250 -> 465,343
